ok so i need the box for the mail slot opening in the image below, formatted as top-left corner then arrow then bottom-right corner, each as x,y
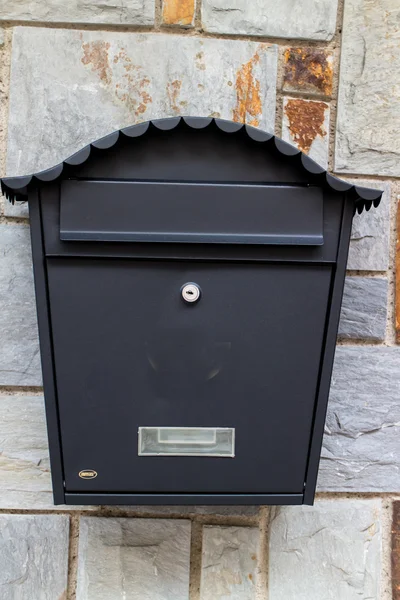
59,180 -> 324,245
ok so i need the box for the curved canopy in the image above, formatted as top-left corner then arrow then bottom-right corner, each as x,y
1,116 -> 383,214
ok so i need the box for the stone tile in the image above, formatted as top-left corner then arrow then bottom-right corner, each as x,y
269,499 -> 382,600
335,0 -> 400,176
282,97 -> 330,168
0,224 -> 41,386
338,276 -> 388,341
318,347 -> 400,492
0,0 -> 155,25
0,394 -> 53,509
162,0 -> 195,27
347,180 -> 390,271
3,197 -> 29,218
7,28 -> 277,176
202,0 -> 338,41
283,47 -> 333,97
393,502 -> 400,600
200,526 -> 259,600
0,514 -> 69,599
76,517 -> 191,600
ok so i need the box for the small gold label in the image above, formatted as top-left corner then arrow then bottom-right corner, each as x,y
79,469 -> 98,480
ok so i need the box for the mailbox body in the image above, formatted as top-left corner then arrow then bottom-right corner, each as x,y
4,119 -> 380,506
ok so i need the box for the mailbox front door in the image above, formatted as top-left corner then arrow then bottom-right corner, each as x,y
47,258 -> 331,495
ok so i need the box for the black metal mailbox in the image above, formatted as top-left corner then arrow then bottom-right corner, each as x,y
1,117 -> 382,506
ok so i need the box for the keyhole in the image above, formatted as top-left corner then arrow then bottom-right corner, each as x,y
181,283 -> 201,304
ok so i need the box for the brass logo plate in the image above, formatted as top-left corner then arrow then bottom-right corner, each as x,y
79,469 -> 98,480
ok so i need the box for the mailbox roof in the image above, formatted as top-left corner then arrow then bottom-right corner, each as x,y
1,116 -> 383,214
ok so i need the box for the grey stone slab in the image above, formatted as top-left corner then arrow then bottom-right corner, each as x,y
347,180 -> 390,271
3,197 -> 29,218
318,347 -> 400,491
200,526 -> 259,600
202,0 -> 338,41
0,0 -> 155,25
76,517 -> 191,600
269,499 -> 382,600
0,514 -> 69,599
7,28 -> 277,176
282,96 -> 330,169
0,394 -> 53,509
338,277 -> 388,341
0,224 -> 41,386
335,0 -> 400,176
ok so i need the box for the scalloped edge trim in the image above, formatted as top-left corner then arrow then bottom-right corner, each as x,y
1,117 -> 383,213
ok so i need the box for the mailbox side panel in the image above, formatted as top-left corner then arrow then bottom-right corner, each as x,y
303,194 -> 354,504
28,189 -> 65,504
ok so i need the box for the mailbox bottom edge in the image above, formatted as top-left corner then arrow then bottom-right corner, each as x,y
63,493 -> 305,506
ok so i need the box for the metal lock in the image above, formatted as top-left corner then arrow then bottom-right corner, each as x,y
181,283 -> 201,304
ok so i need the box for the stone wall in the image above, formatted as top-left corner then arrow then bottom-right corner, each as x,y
0,1 -> 399,598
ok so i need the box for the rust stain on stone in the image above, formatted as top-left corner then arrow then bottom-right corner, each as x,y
284,98 -> 327,153
162,0 -> 195,26
167,79 -> 183,113
113,48 -> 152,118
80,43 -> 152,119
283,48 -> 333,96
81,41 -> 111,85
392,502 -> 400,600
232,52 -> 262,128
396,202 -> 400,343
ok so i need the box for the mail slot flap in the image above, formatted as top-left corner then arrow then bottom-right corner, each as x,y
60,180 -> 323,245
